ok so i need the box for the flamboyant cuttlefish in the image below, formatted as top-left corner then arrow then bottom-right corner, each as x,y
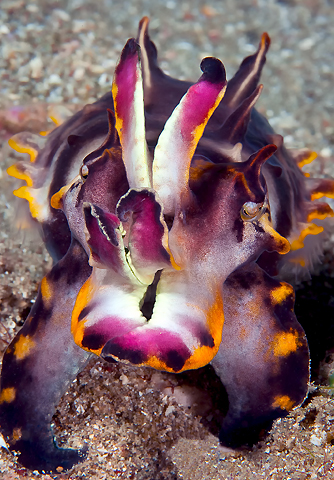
1,17 -> 333,473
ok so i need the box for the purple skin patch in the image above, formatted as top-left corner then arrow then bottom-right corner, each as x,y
117,189 -> 171,273
84,203 -> 122,270
2,16 -> 333,474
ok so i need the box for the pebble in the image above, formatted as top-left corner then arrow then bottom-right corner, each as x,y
310,434 -> 323,446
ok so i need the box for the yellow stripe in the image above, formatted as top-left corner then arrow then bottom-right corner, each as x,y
0,387 -> 16,404
7,164 -> 33,187
290,223 -> 324,251
13,186 -> 43,219
41,277 -> 52,304
8,137 -> 38,163
297,151 -> 317,168
71,277 -> 95,350
272,394 -> 295,411
14,335 -> 36,361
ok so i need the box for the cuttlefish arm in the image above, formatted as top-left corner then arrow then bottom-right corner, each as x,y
0,240 -> 92,472
211,262 -> 309,448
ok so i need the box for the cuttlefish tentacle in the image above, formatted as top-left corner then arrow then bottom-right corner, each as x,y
0,240 -> 92,472
211,262 -> 309,448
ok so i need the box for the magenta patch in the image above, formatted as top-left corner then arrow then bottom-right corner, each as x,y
101,327 -> 191,371
117,189 -> 171,268
113,39 -> 139,138
84,204 -> 123,272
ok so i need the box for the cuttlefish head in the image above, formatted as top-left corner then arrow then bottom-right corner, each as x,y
52,34 -> 289,372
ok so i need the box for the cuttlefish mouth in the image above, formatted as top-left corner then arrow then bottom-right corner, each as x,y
54,35 -> 288,373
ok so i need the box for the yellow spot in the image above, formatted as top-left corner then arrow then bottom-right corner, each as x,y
50,184 -> 70,210
12,428 -> 22,443
7,164 -> 33,186
39,130 -> 51,136
14,335 -> 36,361
40,277 -> 52,304
0,387 -> 16,404
272,329 -> 301,357
71,277 -> 95,351
8,137 -> 38,162
290,223 -> 324,251
297,150 -> 317,168
270,283 -> 293,305
272,395 -> 295,411
182,295 -> 224,370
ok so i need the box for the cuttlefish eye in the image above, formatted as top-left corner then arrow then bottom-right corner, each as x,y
80,164 -> 89,181
240,201 -> 265,221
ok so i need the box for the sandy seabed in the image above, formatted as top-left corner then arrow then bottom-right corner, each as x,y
0,0 -> 334,479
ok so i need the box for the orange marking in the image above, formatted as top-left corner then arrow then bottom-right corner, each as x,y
307,204 -> 334,222
0,387 -> 16,404
272,329 -> 301,357
112,82 -> 124,144
7,164 -> 33,186
14,335 -> 36,361
50,184 -> 70,210
71,277 -> 95,350
8,137 -> 38,163
290,223 -> 324,251
12,185 -> 43,219
41,277 -> 52,304
12,427 -> 22,443
272,395 -> 295,411
48,114 -> 63,127
310,180 -> 334,200
166,245 -> 182,271
270,283 -> 293,305
297,150 -> 317,168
